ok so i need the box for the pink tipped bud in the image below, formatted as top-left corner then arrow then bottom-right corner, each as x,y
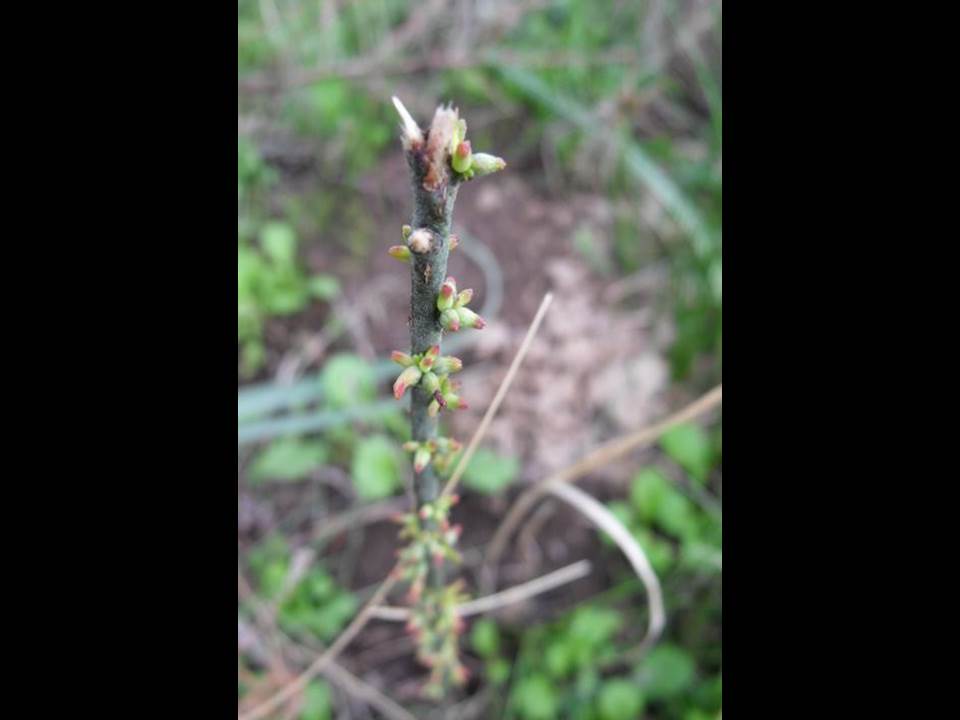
391,350 -> 414,366
453,665 -> 470,685
387,245 -> 411,263
449,234 -> 459,251
414,447 -> 431,473
420,505 -> 432,519
393,365 -> 422,400
440,308 -> 460,331
437,277 -> 458,311
452,141 -> 473,174
419,344 -> 440,371
474,315 -> 486,329
451,524 -> 463,538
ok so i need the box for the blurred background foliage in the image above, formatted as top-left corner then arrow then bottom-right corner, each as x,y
238,0 -> 720,717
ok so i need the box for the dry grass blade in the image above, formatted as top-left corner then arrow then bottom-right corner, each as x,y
546,482 -> 664,652
483,384 -> 722,591
369,559 -> 592,621
441,292 -> 554,499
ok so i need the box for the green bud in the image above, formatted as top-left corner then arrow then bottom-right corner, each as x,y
388,245 -> 411,263
471,153 -> 506,176
402,224 -> 412,240
454,288 -> 473,308
440,308 -> 461,331
421,370 -> 440,395
414,446 -> 432,473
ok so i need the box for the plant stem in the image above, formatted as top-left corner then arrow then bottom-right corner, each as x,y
404,126 -> 461,586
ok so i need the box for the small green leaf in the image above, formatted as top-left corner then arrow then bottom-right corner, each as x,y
660,423 -> 713,483
597,679 -> 644,720
309,274 -> 340,300
351,435 -> 401,500
656,491 -> 699,542
300,680 -> 332,720
470,618 -> 501,658
640,644 -> 696,699
487,657 -> 511,685
321,354 -> 375,410
260,221 -> 298,265
544,640 -> 575,678
463,448 -> 519,494
250,438 -> 328,482
568,606 -> 622,648
630,468 -> 670,521
513,674 -> 558,720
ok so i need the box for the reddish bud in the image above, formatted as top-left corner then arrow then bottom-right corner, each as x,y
391,350 -> 414,366
393,365 -> 422,399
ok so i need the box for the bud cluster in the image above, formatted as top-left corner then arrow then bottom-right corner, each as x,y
391,495 -> 470,698
408,581 -> 471,698
402,437 -> 463,475
438,277 -> 485,332
392,345 -> 464,402
448,117 -> 506,182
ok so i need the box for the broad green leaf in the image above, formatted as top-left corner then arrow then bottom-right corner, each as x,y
660,423 -> 713,483
463,448 -> 519,494
350,435 -> 401,500
250,438 -> 327,482
513,674 -> 558,720
597,679 -> 644,720
321,354 -> 375,409
300,680 -> 332,720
